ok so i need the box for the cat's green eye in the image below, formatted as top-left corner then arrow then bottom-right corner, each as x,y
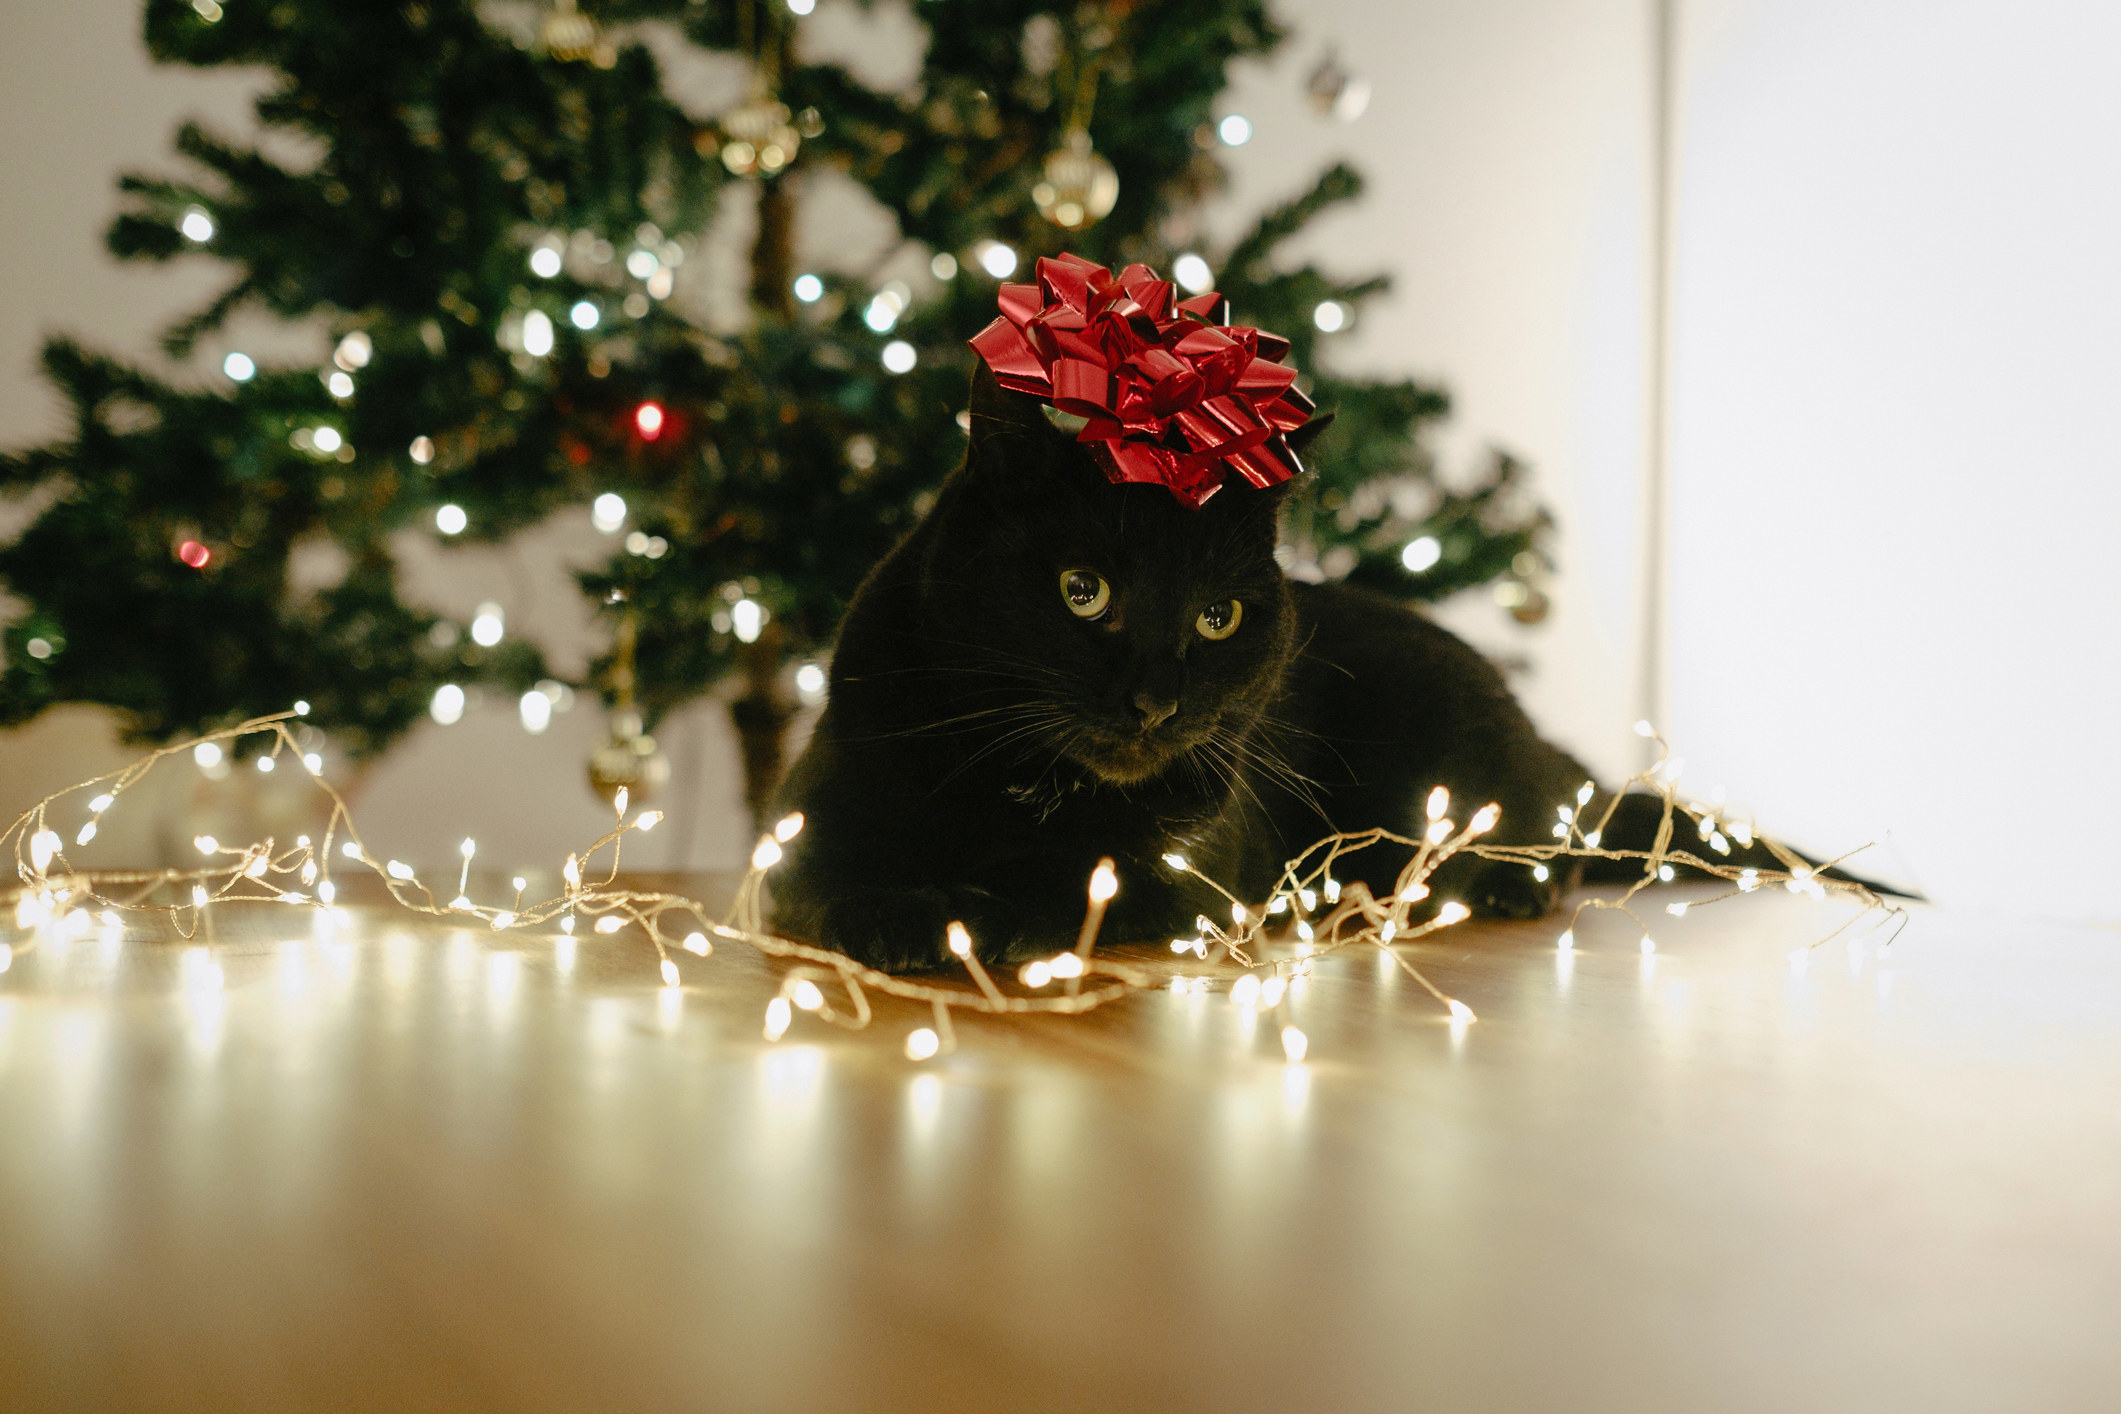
1196,600 -> 1243,640
1060,569 -> 1111,619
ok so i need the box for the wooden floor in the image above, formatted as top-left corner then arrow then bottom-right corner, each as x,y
0,880 -> 2117,1412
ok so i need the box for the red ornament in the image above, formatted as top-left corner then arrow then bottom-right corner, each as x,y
968,252 -> 1317,507
177,540 -> 211,569
634,401 -> 665,441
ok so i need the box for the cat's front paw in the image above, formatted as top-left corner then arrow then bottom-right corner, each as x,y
819,889 -> 961,973
1468,859 -> 1564,919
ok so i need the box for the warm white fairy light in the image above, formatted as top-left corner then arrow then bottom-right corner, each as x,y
790,979 -> 824,1011
904,1027 -> 941,1061
1280,1025 -> 1308,1062
946,922 -> 972,958
763,996 -> 793,1040
3,712 -> 1900,1070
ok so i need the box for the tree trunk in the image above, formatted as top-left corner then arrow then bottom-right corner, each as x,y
751,175 -> 796,318
728,623 -> 795,836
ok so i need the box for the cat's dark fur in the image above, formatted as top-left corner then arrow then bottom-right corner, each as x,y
769,366 -> 1604,971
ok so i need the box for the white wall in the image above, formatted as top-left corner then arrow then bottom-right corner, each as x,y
1212,1 -> 1657,781
1666,0 -> 2121,917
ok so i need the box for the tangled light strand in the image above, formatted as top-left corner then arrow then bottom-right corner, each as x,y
3,713 -> 1905,1061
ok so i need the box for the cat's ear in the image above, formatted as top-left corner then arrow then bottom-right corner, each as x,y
965,361 -> 1059,453
1284,411 -> 1336,462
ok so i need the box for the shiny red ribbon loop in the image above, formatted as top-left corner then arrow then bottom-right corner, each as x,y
968,252 -> 1318,507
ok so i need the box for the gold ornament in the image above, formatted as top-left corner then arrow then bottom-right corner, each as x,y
1033,129 -> 1120,231
538,0 -> 603,64
1305,51 -> 1372,123
718,91 -> 808,177
587,708 -> 671,807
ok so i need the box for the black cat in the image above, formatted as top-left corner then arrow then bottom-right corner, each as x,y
768,363 -> 1610,972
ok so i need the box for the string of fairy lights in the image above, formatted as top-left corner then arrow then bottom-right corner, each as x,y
3,712 -> 1903,1062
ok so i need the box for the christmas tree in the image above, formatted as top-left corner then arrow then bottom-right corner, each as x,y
0,0 -> 1550,832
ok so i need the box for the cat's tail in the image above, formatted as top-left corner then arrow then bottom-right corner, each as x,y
1579,792 -> 1923,900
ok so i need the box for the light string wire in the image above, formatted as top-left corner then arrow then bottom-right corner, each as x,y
4,713 -> 1904,1061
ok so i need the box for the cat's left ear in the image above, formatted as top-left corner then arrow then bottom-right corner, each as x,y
1284,411 -> 1336,463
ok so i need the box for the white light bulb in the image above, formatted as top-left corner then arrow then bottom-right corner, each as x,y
730,598 -> 764,643
409,436 -> 435,465
977,242 -> 1018,278
311,426 -> 343,454
193,741 -> 224,769
930,252 -> 958,280
529,246 -> 563,278
790,979 -> 825,1010
904,1027 -> 941,1061
1400,536 -> 1441,573
1280,1025 -> 1307,1062
625,249 -> 659,279
1312,300 -> 1347,333
430,683 -> 465,725
774,812 -> 806,842
881,340 -> 917,374
1218,114 -> 1253,146
522,309 -> 555,357
795,662 -> 827,702
470,602 -> 505,646
751,837 -> 784,871
792,273 -> 823,302
1172,253 -> 1214,294
179,208 -> 214,243
569,300 -> 600,330
435,503 -> 467,535
591,493 -> 627,533
223,352 -> 255,381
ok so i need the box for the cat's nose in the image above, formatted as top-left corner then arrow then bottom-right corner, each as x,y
1134,692 -> 1178,731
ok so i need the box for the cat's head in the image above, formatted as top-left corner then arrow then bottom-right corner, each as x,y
914,365 -> 1329,786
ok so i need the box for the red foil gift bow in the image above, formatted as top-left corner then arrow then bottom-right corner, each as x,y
968,252 -> 1318,508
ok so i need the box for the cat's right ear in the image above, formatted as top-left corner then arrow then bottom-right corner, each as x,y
964,361 -> 1056,455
